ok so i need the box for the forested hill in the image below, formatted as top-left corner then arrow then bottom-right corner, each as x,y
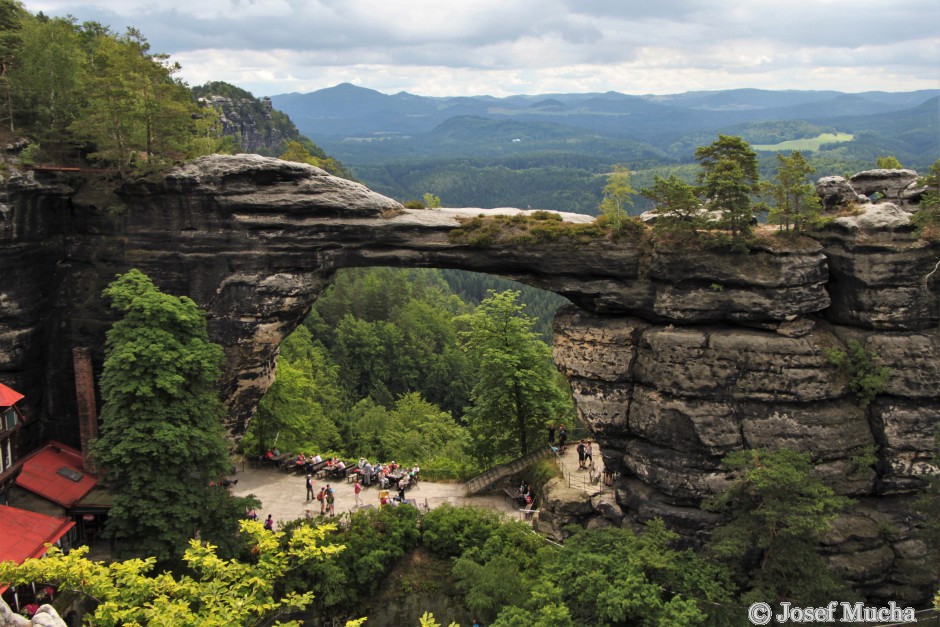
269,83 -> 938,214
0,4 -> 348,178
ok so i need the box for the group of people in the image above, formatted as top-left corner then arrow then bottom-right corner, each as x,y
547,423 -> 569,452
576,439 -> 593,469
355,457 -> 420,489
311,483 -> 337,516
518,480 -> 535,508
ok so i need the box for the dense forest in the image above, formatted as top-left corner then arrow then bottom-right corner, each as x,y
242,267 -> 576,476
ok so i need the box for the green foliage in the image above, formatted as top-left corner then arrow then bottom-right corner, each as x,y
912,159 -> 940,240
0,520 -> 342,626
825,339 -> 891,407
279,139 -> 346,175
244,327 -> 343,457
705,449 -> 854,606
696,135 -> 759,243
451,520 -> 735,626
641,173 -> 703,238
447,212 -> 610,248
764,151 -> 826,235
281,505 -> 421,613
451,521 -> 549,623
381,392 -> 471,473
876,155 -> 904,169
73,27 -> 196,173
423,192 -> 442,208
460,290 -> 574,463
92,269 -> 234,562
598,164 -> 635,233
421,504 -> 505,559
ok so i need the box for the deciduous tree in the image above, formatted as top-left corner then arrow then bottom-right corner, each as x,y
0,520 -> 350,626
92,269 -> 235,562
461,290 -> 571,463
598,164 -> 635,233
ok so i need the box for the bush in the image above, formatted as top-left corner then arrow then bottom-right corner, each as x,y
825,339 -> 891,407
421,504 -> 504,559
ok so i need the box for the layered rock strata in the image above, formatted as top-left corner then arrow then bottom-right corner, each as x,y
1,156 -> 937,601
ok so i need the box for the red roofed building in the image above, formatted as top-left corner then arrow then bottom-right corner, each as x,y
0,504 -> 75,608
0,504 -> 75,564
0,383 -> 27,504
9,441 -> 98,519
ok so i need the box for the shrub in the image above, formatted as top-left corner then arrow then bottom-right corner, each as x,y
825,339 -> 891,407
421,504 -> 503,559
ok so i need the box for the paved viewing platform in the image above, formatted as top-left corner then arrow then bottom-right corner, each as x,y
230,442 -> 594,529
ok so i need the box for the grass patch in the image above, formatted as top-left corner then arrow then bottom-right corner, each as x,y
448,211 -> 640,247
753,132 -> 854,152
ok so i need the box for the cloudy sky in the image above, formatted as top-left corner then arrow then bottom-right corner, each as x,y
26,0 -> 940,98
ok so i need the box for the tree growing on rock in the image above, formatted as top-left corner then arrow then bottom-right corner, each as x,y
764,151 -> 825,235
92,269 -> 239,562
641,173 -> 702,238
598,164 -> 635,233
695,135 -> 759,244
704,448 -> 854,606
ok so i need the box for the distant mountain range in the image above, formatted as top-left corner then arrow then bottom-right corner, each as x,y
271,83 -> 939,167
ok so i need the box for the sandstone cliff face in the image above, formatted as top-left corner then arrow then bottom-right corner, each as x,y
551,169 -> 939,603
1,157 -> 937,602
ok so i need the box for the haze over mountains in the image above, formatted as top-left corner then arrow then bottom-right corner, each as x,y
268,83 -> 937,213
272,83 -> 938,166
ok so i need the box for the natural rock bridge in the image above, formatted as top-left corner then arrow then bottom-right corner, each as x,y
1,155 -> 938,602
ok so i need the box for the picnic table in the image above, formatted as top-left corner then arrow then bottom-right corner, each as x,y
503,488 -> 527,507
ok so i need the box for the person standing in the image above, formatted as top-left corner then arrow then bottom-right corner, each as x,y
326,490 -> 335,517
583,441 -> 593,468
577,440 -> 586,468
354,479 -> 363,506
305,474 -> 315,501
317,487 -> 326,514
548,424 -> 556,444
263,514 -> 275,531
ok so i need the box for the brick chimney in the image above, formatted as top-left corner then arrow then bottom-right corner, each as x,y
72,347 -> 98,474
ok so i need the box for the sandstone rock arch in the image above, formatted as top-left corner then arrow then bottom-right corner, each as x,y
2,154 -> 937,602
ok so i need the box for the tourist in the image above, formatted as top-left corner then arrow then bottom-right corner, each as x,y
583,441 -> 593,467
326,490 -> 335,517
305,474 -> 315,501
263,514 -> 275,531
354,479 -> 363,506
548,423 -> 556,444
577,440 -> 586,468
558,424 -> 568,452
305,509 -> 313,519
317,487 -> 326,514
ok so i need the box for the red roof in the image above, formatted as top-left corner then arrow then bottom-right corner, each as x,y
0,383 -> 24,407
0,504 -> 74,563
15,441 -> 97,508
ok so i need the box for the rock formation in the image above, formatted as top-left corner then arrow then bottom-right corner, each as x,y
1,156 -> 937,602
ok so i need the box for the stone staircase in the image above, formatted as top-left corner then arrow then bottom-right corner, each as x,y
465,447 -> 552,495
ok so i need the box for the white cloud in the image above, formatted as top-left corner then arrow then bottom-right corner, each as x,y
23,0 -> 940,97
